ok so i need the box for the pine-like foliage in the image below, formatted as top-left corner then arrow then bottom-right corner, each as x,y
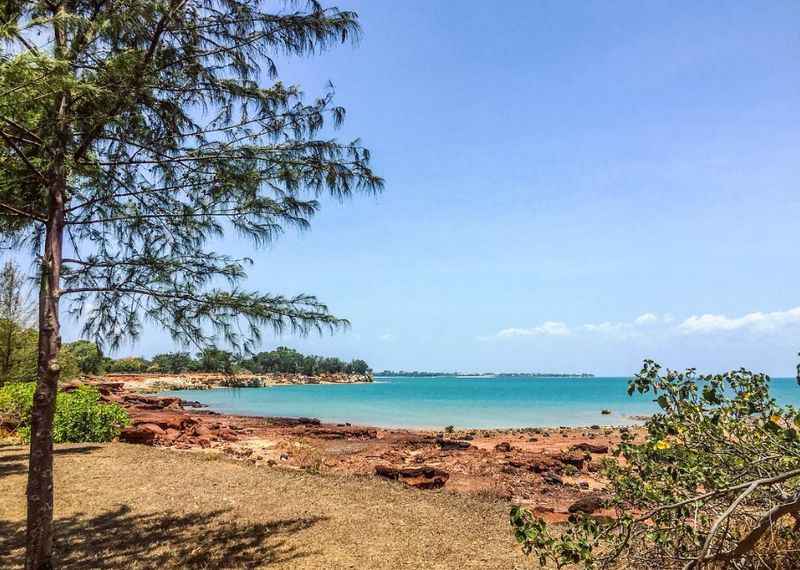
0,0 -> 382,351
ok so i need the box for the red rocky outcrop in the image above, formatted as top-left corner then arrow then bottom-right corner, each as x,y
560,452 -> 590,470
374,465 -> 450,489
568,494 -> 605,514
572,442 -> 609,454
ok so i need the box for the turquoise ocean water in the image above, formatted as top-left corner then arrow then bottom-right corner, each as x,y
161,375 -> 800,429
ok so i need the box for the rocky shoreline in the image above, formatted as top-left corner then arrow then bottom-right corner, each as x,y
103,371 -> 373,393
77,378 -> 641,522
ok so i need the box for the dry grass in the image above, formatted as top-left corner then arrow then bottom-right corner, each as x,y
0,443 -> 530,569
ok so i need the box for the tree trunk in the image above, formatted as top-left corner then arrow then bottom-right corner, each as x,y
25,180 -> 65,570
26,5 -> 70,565
26,36 -> 68,562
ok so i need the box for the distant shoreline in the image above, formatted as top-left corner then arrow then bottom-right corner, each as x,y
374,372 -> 595,378
104,371 -> 373,394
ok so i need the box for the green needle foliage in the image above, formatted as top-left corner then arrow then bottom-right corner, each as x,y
0,2 -> 381,566
1,0 -> 382,351
512,360 -> 800,569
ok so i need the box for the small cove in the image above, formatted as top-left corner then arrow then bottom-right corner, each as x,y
162,375 -> 800,429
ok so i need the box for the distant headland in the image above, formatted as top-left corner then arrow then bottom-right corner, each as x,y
374,370 -> 595,378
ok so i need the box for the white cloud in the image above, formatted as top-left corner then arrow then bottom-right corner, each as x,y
378,333 -> 395,342
483,307 -> 800,343
634,313 -> 659,325
582,321 -> 641,340
678,307 -> 800,335
495,321 -> 571,338
583,321 -> 632,334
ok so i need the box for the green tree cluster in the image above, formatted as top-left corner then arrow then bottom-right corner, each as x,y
239,346 -> 370,375
103,357 -> 149,374
101,345 -> 371,376
0,260 -> 34,385
0,328 -> 100,383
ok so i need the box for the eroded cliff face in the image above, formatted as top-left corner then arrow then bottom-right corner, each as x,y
103,371 -> 373,393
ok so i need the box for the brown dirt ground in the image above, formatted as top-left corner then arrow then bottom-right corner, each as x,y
0,442 -> 532,569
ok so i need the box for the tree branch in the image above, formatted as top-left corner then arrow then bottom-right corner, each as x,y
0,130 -> 47,183
636,468 -> 800,523
691,494 -> 800,568
0,202 -> 47,223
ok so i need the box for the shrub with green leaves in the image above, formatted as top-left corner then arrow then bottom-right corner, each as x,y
0,380 -> 35,428
512,359 -> 800,569
0,383 -> 129,443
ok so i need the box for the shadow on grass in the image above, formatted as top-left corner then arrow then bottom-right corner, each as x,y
0,446 -> 101,480
0,505 -> 324,568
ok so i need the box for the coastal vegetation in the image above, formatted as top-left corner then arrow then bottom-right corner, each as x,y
0,382 -> 129,443
105,346 -> 371,375
0,1 -> 381,567
511,359 -> 800,569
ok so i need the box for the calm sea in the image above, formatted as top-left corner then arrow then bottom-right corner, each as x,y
161,375 -> 800,430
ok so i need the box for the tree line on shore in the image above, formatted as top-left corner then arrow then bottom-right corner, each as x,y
108,346 -> 371,376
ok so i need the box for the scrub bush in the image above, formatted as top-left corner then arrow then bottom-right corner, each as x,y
0,382 -> 129,443
512,359 -> 800,569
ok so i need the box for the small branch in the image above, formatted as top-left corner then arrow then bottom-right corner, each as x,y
65,207 -> 290,226
692,494 -> 800,567
0,202 -> 47,223
0,130 -> 48,183
636,468 -> 800,523
0,113 -> 43,144
689,481 -> 760,569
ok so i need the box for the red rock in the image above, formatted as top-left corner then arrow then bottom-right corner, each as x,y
529,458 -> 562,473
123,395 -> 183,410
568,494 -> 605,514
219,430 -> 238,442
307,427 -> 377,440
129,411 -> 195,430
162,428 -> 181,442
374,465 -> 449,489
560,452 -> 590,469
572,442 -> 609,454
435,438 -> 471,450
93,382 -> 125,396
495,442 -> 513,452
120,426 -> 159,444
138,423 -> 165,436
542,472 -> 563,485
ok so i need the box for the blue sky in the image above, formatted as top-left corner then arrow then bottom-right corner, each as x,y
56,1 -> 800,374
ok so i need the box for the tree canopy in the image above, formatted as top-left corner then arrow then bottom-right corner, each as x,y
0,2 -> 381,566
1,0 -> 382,352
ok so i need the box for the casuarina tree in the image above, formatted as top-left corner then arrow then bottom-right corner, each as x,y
0,2 -> 382,567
